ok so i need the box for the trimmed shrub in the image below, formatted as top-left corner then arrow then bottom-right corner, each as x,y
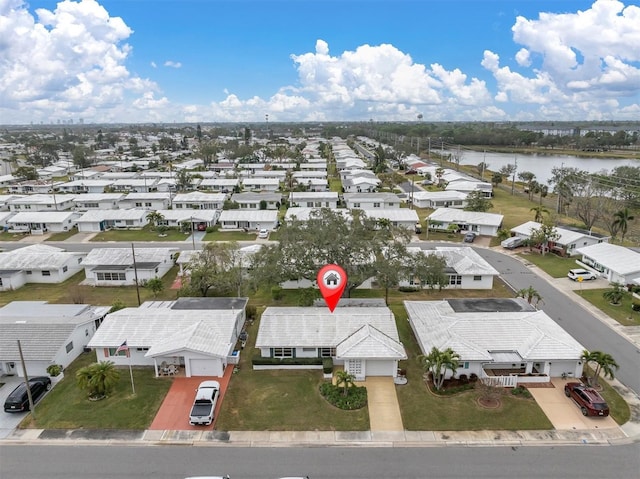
398,286 -> 420,292
319,383 -> 367,410
632,302 -> 640,312
271,286 -> 283,301
322,357 -> 334,374
251,356 -> 323,366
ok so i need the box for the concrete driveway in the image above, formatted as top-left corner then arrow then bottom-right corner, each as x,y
0,376 -> 31,439
528,378 -> 619,431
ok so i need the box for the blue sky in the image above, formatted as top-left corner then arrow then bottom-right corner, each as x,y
1,0 -> 639,124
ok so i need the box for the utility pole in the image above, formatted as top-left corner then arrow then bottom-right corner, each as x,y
511,155 -> 517,195
556,162 -> 564,213
17,340 -> 36,420
131,243 -> 141,306
481,150 -> 486,181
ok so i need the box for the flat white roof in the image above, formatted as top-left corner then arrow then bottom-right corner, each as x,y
576,242 -> 640,275
427,208 -> 503,227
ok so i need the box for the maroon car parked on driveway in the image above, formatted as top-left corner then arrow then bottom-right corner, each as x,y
564,382 -> 610,417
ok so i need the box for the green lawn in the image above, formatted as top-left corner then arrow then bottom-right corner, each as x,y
577,289 -> 640,326
203,229 -> 260,241
517,251 -> 578,277
46,230 -> 79,241
0,267 -> 181,307
91,227 -> 189,242
329,178 -> 342,193
216,317 -> 369,431
21,351 -> 172,430
390,303 -> 553,430
0,232 -> 29,242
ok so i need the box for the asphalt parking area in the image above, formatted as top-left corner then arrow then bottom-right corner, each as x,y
528,378 -> 619,430
0,376 -> 33,438
149,366 -> 233,431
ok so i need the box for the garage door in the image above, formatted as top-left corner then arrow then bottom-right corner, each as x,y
366,360 -> 393,377
189,358 -> 222,377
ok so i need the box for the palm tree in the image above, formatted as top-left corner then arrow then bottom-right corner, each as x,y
146,211 -> 165,230
516,285 -> 543,307
419,347 -> 460,391
334,370 -> 356,397
612,208 -> 635,243
530,205 -> 549,223
580,350 -> 619,388
76,361 -> 120,398
602,282 -> 625,305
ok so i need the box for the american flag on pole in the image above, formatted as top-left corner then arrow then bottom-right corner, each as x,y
115,340 -> 128,355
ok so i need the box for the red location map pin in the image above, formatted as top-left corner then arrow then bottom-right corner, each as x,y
317,264 -> 347,313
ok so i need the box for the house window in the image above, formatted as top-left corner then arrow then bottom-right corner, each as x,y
273,347 -> 293,358
26,271 -> 32,275
175,204 -> 183,208
0,278 -> 3,286
42,270 -> 51,276
108,347 -> 127,357
320,347 -> 336,357
96,272 -> 127,281
65,341 -> 74,353
448,275 -> 462,285
306,202 -> 313,207
63,265 -> 68,273
145,202 -> 152,207
463,362 -> 469,369
302,348 -> 316,353
135,202 -> 142,207
353,202 -> 360,208
373,202 -> 381,208
473,275 -> 481,281
136,347 -> 149,352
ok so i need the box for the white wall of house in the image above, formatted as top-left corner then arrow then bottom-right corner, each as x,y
399,274 -> 493,290
0,272 -> 26,291
51,323 -> 97,367
86,267 -> 170,286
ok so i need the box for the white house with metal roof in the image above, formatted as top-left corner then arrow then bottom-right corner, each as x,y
362,208 -> 419,229
403,247 -> 499,290
511,221 -> 609,257
284,207 -> 352,223
217,209 -> 279,231
73,193 -> 125,210
576,242 -> 640,285
198,178 -> 239,193
154,209 -> 218,229
87,297 -> 248,377
81,247 -> 177,286
343,192 -> 400,210
119,192 -> 171,211
57,179 -> 114,194
75,209 -> 149,232
290,191 -> 339,208
172,192 -> 226,210
7,211 -> 79,234
411,191 -> 468,209
8,194 -> 76,212
405,298 -> 586,386
230,192 -> 282,210
427,208 -> 504,236
256,305 -> 407,380
0,244 -> 86,291
0,301 -> 110,377
242,177 -> 280,192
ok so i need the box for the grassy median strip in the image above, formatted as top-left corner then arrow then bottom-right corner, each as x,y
21,351 -> 172,430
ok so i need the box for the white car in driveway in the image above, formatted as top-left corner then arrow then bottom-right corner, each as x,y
567,268 -> 597,281
258,228 -> 269,239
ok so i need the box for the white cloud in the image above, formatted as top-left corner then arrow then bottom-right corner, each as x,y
0,0 -> 638,123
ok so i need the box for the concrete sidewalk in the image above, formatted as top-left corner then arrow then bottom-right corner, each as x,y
4,425 -> 636,447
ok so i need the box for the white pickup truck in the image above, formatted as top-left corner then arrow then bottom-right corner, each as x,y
189,380 -> 220,426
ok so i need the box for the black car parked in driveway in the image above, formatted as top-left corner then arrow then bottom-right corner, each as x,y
3,376 -> 52,412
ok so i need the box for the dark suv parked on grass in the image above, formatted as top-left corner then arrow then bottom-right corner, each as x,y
3,376 -> 52,412
564,382 -> 610,417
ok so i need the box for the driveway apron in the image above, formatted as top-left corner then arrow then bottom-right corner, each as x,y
149,365 -> 233,431
528,378 -> 620,431
360,377 -> 404,432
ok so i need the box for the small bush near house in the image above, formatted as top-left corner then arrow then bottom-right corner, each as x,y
631,302 -> 640,312
322,358 -> 334,374
511,386 -> 532,398
271,286 -> 284,301
205,226 -> 216,233
319,383 -> 367,410
398,286 -> 420,292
